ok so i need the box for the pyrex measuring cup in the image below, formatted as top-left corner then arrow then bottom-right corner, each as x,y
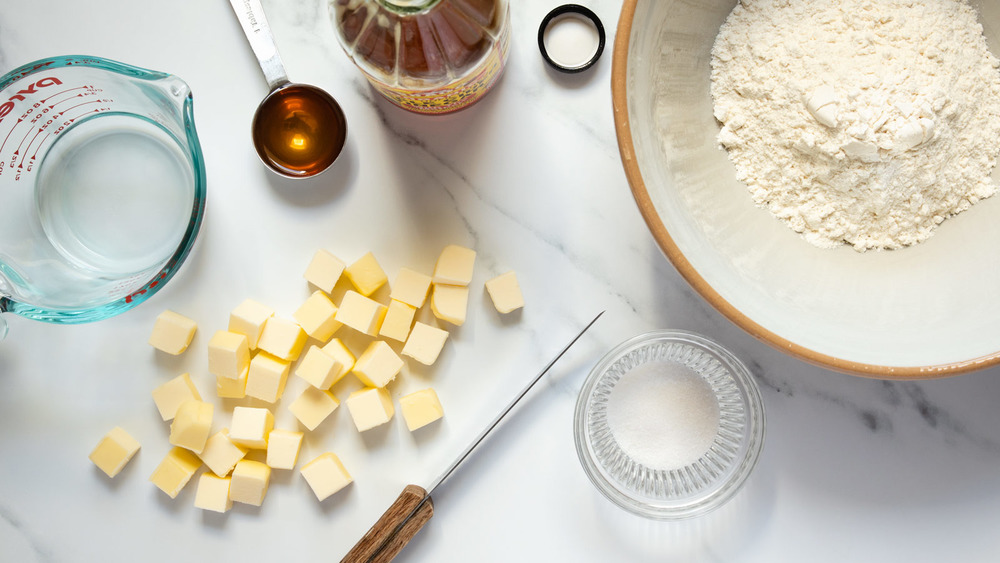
0,56 -> 206,337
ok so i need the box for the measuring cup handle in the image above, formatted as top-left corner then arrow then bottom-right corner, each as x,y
229,0 -> 290,91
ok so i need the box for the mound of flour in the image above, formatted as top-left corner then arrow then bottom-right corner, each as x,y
710,0 -> 1000,250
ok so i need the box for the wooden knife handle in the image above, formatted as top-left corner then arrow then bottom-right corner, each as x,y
341,484 -> 434,563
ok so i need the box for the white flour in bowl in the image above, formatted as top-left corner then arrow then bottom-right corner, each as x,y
710,0 -> 1000,251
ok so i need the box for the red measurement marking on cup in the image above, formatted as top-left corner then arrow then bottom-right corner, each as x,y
56,99 -> 103,118
18,128 -> 46,170
26,132 -> 50,171
41,85 -> 90,105
49,94 -> 84,111
124,272 -> 167,303
0,119 -> 21,155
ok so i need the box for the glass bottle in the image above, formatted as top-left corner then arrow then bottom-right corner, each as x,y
331,0 -> 510,115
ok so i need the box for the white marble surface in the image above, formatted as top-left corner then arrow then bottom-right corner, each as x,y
3,1 -> 1000,562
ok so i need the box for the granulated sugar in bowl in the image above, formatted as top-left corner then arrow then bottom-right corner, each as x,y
574,330 -> 765,519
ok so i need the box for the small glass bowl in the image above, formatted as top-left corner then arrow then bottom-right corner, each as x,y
574,330 -> 765,519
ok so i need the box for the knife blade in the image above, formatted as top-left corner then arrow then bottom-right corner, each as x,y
340,311 -> 604,563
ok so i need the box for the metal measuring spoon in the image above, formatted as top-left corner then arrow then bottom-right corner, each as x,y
230,0 -> 347,178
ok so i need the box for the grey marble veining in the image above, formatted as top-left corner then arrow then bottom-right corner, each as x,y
2,1 -> 1000,562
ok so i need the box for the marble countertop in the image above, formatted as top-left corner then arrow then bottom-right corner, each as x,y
4,1 -> 1000,561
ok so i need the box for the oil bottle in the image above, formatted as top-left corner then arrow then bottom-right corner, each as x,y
331,0 -> 510,114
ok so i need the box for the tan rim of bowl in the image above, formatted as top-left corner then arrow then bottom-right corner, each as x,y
611,0 -> 1000,379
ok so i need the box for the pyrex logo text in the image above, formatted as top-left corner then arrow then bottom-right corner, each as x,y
0,76 -> 64,123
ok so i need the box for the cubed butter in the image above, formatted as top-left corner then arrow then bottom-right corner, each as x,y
256,316 -> 308,362
346,387 -> 394,432
335,291 -> 387,336
266,429 -> 304,470
229,406 -> 274,449
216,371 -> 248,399
197,429 -> 247,477
149,447 -> 202,499
246,352 -> 290,403
295,345 -> 344,390
151,372 -> 202,421
194,473 -> 232,513
229,460 -> 271,506
89,426 -> 141,478
344,251 -> 388,297
399,388 -> 444,431
300,452 -> 353,501
390,267 -> 432,308
401,322 -> 449,366
208,330 -> 250,380
485,271 -> 524,314
433,245 -> 476,286
304,249 -> 346,294
148,310 -> 197,355
169,400 -> 213,454
294,291 -> 342,342
288,386 -> 339,431
379,299 -> 416,343
228,298 -> 274,350
352,340 -> 403,388
321,338 -> 356,377
430,283 -> 469,326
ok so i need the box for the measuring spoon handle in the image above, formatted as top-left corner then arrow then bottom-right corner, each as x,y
229,0 -> 290,91
341,484 -> 434,563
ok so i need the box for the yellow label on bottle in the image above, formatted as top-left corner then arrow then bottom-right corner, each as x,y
367,23 -> 511,115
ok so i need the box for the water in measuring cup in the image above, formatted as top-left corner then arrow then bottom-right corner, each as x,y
35,115 -> 194,276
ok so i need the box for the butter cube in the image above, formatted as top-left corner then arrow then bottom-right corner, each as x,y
208,330 -> 250,380
346,387 -> 394,432
300,453 -> 353,501
352,340 -> 403,388
390,267 -> 432,308
216,371 -> 247,399
148,310 -> 197,355
379,299 -> 416,343
401,322 -> 449,366
246,352 -> 290,403
288,386 -> 340,431
266,429 -> 304,470
335,290 -> 387,336
229,407 -> 274,449
169,400 -> 213,454
321,338 -> 356,377
197,429 -> 247,477
229,460 -> 271,506
89,427 -> 141,478
151,373 -> 202,421
257,316 -> 308,362
294,291 -> 342,342
433,245 -> 476,286
485,271 -> 524,314
430,283 -> 469,326
295,345 -> 344,390
399,388 -> 444,431
149,447 -> 202,499
228,298 -> 274,350
345,251 -> 388,297
194,473 -> 232,513
304,249 -> 346,294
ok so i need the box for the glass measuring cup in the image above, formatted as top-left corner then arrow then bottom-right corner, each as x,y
0,56 -> 206,337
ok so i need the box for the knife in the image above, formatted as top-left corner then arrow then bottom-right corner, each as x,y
341,311 -> 604,563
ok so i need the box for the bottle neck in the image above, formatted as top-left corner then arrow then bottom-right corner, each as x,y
377,0 -> 441,14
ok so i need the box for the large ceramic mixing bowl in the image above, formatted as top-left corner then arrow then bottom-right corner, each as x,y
612,0 -> 1000,378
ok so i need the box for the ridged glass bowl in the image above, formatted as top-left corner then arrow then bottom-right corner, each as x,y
574,330 -> 765,519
